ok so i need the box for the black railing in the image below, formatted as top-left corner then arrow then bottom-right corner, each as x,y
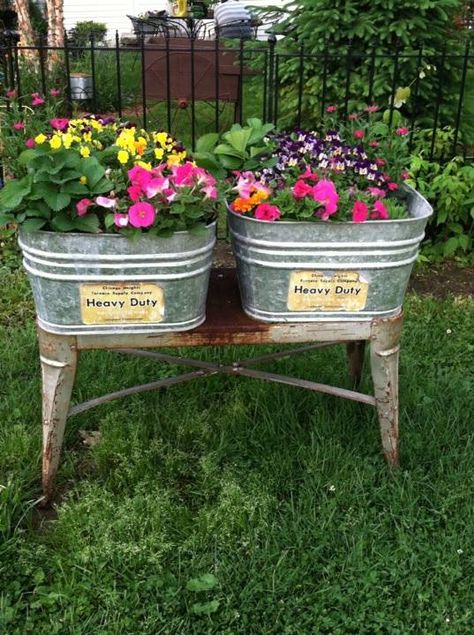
1,33 -> 473,161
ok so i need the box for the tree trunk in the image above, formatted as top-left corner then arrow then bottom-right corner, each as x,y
13,0 -> 35,47
46,0 -> 65,48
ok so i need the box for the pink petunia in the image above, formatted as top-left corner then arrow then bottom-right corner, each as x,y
202,184 -> 217,200
171,162 -> 195,187
25,138 -> 36,149
127,185 -> 142,202
301,167 -> 319,182
128,165 -> 152,188
352,200 -> 368,223
114,213 -> 129,228
128,202 -> 156,228
144,177 -> 169,198
326,105 -> 337,113
164,188 -> 177,203
13,122 -> 25,130
254,203 -> 281,222
96,196 -> 117,209
76,198 -> 94,216
367,187 -> 386,198
31,92 -> 45,106
50,88 -> 61,97
396,127 -> 409,136
372,199 -> 389,220
292,179 -> 313,199
312,179 -> 339,219
353,129 -> 365,140
50,118 -> 69,132
6,89 -> 17,98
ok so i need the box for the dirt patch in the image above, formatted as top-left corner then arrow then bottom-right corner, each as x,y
409,261 -> 474,298
214,240 -> 473,298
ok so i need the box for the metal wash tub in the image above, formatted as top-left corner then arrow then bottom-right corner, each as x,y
228,187 -> 433,322
19,223 -> 216,335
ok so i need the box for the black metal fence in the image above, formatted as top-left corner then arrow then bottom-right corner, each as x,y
1,33 -> 473,161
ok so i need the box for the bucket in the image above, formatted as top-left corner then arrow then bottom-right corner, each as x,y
19,223 -> 216,334
228,187 -> 432,322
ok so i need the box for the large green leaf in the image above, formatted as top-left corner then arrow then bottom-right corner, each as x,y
186,574 -> 218,592
0,176 -> 32,211
222,128 -> 252,154
196,132 -> 219,153
0,212 -> 15,226
74,213 -> 100,233
90,178 -> 114,195
43,190 -> 71,212
22,218 -> 48,232
214,143 -> 244,159
81,157 -> 105,188
50,212 -> 76,232
61,182 -> 89,196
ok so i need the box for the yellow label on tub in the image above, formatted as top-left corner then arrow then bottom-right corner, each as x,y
80,283 -> 165,324
288,271 -> 368,311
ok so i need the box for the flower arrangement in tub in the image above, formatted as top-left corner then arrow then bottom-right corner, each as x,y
0,109 -> 217,236
225,106 -> 412,223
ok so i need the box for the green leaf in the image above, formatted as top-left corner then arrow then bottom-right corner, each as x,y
90,178 -> 114,195
73,213 -> 100,233
44,191 -> 71,212
217,154 -> 242,170
443,236 -> 459,257
50,212 -> 76,232
22,217 -> 47,232
25,203 -> 52,219
81,157 -> 105,188
186,574 -> 218,592
187,222 -> 208,236
222,127 -> 252,154
193,154 -> 226,179
0,212 -> 15,226
196,132 -> 219,153
61,182 -> 89,196
0,176 -> 32,211
214,143 -> 245,159
191,601 -> 220,616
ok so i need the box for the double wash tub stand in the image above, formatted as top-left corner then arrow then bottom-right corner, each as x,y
38,269 -> 402,502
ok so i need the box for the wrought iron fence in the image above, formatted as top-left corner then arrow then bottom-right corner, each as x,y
0,32 -> 473,161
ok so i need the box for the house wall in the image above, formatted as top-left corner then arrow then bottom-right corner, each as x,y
62,0 -> 289,39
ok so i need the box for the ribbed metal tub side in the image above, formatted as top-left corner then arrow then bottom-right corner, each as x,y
228,187 -> 432,321
19,223 -> 216,334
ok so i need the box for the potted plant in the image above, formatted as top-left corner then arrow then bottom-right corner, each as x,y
218,109 -> 433,321
0,113 -> 217,334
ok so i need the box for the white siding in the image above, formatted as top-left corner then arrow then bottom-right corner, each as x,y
62,0 -> 288,39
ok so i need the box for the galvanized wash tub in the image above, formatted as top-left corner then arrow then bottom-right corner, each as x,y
228,187 -> 432,322
19,223 -> 216,335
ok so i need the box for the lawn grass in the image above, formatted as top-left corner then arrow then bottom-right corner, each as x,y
0,263 -> 473,634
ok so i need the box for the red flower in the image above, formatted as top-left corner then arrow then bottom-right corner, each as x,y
396,127 -> 409,136
387,182 -> 399,191
326,105 -> 337,113
254,203 -> 281,222
25,138 -> 36,148
13,122 -> 25,130
50,88 -> 61,97
76,198 -> 94,216
353,129 -> 365,140
292,179 -> 313,199
6,89 -> 17,98
372,199 -> 389,220
364,105 -> 380,113
31,92 -> 45,106
352,200 -> 368,223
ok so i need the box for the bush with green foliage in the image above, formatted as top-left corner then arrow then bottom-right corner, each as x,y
273,0 -> 470,143
68,20 -> 107,48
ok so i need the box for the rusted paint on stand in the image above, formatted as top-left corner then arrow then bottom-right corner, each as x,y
37,268 -> 404,502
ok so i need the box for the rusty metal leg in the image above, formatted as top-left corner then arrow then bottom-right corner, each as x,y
346,340 -> 366,387
37,327 -> 78,503
370,313 -> 403,468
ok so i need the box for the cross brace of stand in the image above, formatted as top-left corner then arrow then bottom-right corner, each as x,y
37,269 -> 402,503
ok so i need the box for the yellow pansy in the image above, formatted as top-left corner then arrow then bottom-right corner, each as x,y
80,146 -> 90,158
82,132 -> 92,143
154,148 -> 164,160
35,133 -> 47,145
117,150 -> 129,164
135,161 -> 152,170
79,176 -> 88,185
167,154 -> 181,166
154,132 -> 168,147
93,141 -> 103,150
62,133 -> 73,149
49,135 -> 62,150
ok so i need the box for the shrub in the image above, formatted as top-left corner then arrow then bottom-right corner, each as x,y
68,20 -> 107,48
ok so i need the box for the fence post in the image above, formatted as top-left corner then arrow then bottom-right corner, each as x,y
115,30 -> 123,119
266,34 -> 276,123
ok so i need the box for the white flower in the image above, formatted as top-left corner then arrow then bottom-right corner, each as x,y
457,548 -> 463,554
328,484 -> 336,493
446,329 -> 452,334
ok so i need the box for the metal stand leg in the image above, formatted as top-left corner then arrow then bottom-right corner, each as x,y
346,340 -> 366,387
370,314 -> 403,467
38,328 -> 78,503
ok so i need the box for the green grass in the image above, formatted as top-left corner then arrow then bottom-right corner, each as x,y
0,264 -> 473,634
